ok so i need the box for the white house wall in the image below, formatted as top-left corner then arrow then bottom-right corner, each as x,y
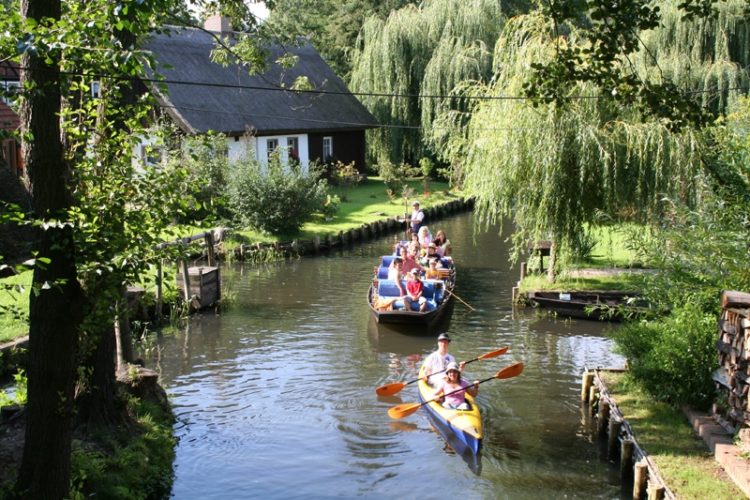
254,134 -> 309,173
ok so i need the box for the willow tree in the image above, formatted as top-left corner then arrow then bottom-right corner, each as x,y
434,9 -> 749,274
633,0 -> 750,116
349,0 -> 505,166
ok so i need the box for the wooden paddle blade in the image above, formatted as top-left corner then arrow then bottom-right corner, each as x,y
387,402 -> 422,420
496,362 -> 524,379
478,346 -> 509,360
376,382 -> 407,396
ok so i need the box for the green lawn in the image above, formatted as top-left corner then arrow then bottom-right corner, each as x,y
601,372 -> 743,499
580,223 -> 650,268
0,270 -> 31,343
519,272 -> 646,293
231,177 -> 454,243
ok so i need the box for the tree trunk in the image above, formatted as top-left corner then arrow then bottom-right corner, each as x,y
547,239 -> 557,283
15,0 -> 85,497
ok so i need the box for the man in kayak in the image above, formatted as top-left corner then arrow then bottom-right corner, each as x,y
422,333 -> 466,386
433,361 -> 479,410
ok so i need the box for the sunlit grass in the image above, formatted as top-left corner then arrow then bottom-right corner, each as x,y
579,223 -> 651,268
0,270 -> 31,343
601,372 -> 743,499
231,177 -> 455,243
519,272 -> 646,292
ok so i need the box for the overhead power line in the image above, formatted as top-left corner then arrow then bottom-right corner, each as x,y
18,66 -> 747,102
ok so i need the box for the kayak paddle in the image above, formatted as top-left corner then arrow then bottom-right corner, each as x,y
375,346 -> 510,397
387,361 -> 524,420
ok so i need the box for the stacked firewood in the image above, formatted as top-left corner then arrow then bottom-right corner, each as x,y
716,291 -> 750,428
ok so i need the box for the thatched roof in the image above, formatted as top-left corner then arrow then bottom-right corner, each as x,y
143,27 -> 379,136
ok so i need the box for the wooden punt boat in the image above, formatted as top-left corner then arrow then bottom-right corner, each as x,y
368,255 -> 455,327
527,290 -> 646,322
417,365 -> 482,455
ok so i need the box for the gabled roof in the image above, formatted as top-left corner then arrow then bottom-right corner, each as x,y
143,27 -> 379,136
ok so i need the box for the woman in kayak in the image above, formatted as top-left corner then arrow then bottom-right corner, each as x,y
433,361 -> 479,410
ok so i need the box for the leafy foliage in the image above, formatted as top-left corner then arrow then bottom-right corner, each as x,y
166,132 -> 232,223
526,0 -> 734,129
612,98 -> 750,407
227,155 -> 328,235
349,0 -> 505,165
266,0 -> 418,79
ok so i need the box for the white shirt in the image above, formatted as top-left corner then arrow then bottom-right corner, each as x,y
422,351 -> 456,386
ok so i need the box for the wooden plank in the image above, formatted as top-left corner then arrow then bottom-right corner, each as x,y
722,291 -> 750,309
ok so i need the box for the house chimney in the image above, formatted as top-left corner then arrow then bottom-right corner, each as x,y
204,14 -> 232,35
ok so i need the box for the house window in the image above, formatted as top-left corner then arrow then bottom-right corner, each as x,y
286,136 -> 299,162
266,138 -> 278,161
322,136 -> 333,162
90,80 -> 101,98
140,144 -> 163,166
1,80 -> 20,105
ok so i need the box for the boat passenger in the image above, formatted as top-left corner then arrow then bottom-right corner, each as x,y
387,257 -> 406,296
417,226 -> 432,247
422,333 -> 466,386
405,269 -> 427,312
419,243 -> 440,266
433,361 -> 479,410
407,231 -> 421,255
401,247 -> 421,276
392,238 -> 407,255
433,230 -> 451,257
424,258 -> 440,280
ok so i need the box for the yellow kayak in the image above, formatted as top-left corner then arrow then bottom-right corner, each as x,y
418,364 -> 482,454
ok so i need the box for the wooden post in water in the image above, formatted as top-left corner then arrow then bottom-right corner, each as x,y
155,259 -> 163,325
581,371 -> 594,401
620,438 -> 634,480
633,460 -> 648,500
608,417 -> 622,460
181,260 -> 191,302
588,385 -> 598,417
597,400 -> 610,436
205,231 -> 215,266
520,261 -> 527,280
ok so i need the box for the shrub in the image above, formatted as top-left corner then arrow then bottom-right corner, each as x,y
227,155 -> 328,235
321,194 -> 341,220
377,159 -> 419,194
167,133 -> 231,223
613,305 -> 718,408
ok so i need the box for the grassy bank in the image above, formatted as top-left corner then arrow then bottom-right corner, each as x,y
518,223 -> 651,293
69,396 -> 176,499
601,371 -> 743,499
0,270 -> 31,343
227,177 -> 453,244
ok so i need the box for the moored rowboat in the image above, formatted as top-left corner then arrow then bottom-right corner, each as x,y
417,364 -> 482,455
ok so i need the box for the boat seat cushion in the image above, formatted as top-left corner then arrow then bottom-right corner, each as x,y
380,255 -> 396,267
376,279 -> 443,311
376,266 -> 390,279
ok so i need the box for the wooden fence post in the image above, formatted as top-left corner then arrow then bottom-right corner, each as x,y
633,460 -> 648,500
581,371 -> 594,401
620,438 -> 634,480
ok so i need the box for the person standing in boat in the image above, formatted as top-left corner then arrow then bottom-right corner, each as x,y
406,201 -> 424,235
422,333 -> 466,386
433,361 -> 479,410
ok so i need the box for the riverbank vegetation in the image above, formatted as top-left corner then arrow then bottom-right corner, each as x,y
601,371 -> 744,499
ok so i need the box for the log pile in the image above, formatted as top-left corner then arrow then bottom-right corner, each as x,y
716,291 -> 750,428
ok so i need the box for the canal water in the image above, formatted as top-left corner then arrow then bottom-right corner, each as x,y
140,211 -> 625,499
